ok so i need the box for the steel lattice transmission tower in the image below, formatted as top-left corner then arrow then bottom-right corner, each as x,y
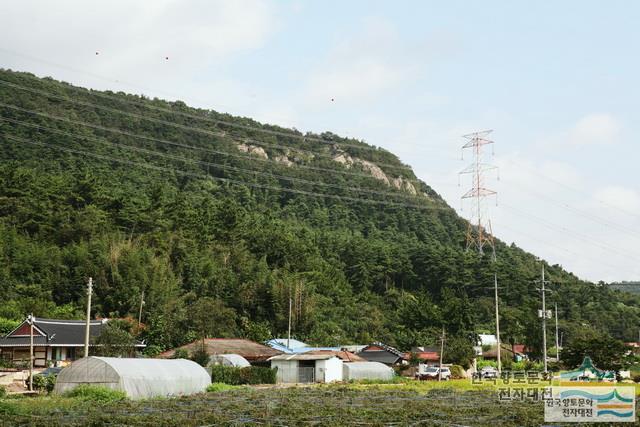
459,130 -> 498,257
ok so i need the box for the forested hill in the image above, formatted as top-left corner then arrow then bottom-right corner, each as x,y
0,68 -> 638,356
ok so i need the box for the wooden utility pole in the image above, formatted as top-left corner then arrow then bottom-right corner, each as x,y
438,326 -> 445,381
28,314 -> 33,392
84,277 -> 93,358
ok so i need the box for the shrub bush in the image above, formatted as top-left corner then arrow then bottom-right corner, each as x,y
64,385 -> 127,403
450,365 -> 466,379
32,374 -> 56,393
0,385 -> 6,398
476,359 -> 497,369
173,348 -> 189,359
206,382 -> 236,392
210,365 -> 277,385
190,348 -> 210,367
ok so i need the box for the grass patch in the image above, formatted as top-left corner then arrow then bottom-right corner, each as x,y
63,385 -> 127,403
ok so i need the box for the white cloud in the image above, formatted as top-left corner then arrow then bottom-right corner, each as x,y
567,113 -> 621,145
0,0 -> 277,109
303,17 -> 421,106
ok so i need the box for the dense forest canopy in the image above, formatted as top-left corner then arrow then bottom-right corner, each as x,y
0,68 -> 638,356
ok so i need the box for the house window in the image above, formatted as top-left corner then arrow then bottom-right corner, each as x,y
53,348 -> 62,361
67,348 -> 76,360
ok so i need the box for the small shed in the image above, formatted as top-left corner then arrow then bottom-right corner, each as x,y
208,354 -> 250,368
269,353 -> 343,383
54,357 -> 210,399
343,362 -> 394,381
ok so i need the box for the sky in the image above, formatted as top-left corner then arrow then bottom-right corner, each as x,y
1,0 -> 639,282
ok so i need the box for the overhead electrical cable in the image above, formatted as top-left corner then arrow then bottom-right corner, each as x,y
509,180 -> 640,241
0,116 -> 427,202
500,202 -> 640,264
508,158 -> 640,221
0,101 -> 426,185
496,222 -> 630,277
0,78 -> 414,172
2,133 -> 452,212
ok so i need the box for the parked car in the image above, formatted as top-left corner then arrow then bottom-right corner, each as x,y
417,365 -> 451,380
480,366 -> 498,379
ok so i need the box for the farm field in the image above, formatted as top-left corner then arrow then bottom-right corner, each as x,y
1,383 -> 544,426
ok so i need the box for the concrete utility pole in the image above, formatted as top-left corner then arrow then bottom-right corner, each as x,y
494,273 -> 502,373
439,326 -> 445,381
84,277 -> 93,358
555,303 -> 560,363
537,265 -> 550,373
287,297 -> 292,350
138,290 -> 145,328
29,314 -> 33,392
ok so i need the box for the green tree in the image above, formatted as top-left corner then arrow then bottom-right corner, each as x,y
93,322 -> 136,357
560,336 -> 630,372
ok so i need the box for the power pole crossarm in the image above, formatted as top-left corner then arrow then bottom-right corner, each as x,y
84,277 -> 93,358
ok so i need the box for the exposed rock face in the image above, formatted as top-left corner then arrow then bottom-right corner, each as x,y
237,143 -> 269,159
356,159 -> 390,186
328,149 -> 424,195
235,143 -> 422,197
332,152 -> 355,167
392,177 -> 418,195
274,155 -> 293,167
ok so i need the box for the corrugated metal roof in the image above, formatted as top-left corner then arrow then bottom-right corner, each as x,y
269,353 -> 337,361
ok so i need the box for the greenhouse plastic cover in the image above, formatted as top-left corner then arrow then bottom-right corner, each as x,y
54,356 -> 210,399
343,362 -> 394,381
208,353 -> 251,367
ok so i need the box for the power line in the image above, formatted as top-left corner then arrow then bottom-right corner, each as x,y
2,133 -> 452,212
0,101 -> 427,185
0,49 -> 450,158
509,180 -> 640,241
0,78 -> 415,172
500,203 -> 640,264
508,158 -> 640,221
497,222 -> 635,277
0,116 -> 427,202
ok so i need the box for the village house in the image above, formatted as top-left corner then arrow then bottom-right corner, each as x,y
482,343 -> 528,362
158,338 -> 282,365
0,317 -> 106,367
357,342 -> 408,365
408,346 -> 441,364
266,338 -> 366,355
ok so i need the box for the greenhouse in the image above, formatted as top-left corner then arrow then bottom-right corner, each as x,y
54,356 -> 211,399
343,362 -> 394,381
208,353 -> 251,368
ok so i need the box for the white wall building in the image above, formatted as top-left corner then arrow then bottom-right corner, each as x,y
269,353 -> 343,383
